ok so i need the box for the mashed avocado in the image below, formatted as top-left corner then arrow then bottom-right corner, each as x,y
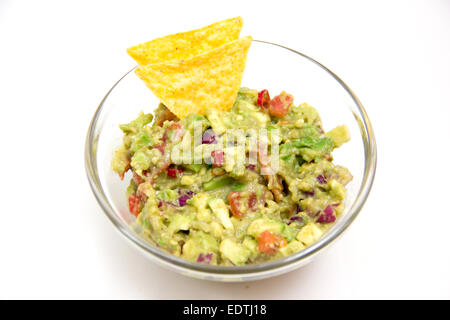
112,87 -> 352,266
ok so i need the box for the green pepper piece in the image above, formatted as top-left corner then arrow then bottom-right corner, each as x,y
231,183 -> 246,192
183,164 -> 202,173
119,112 -> 153,134
202,176 -> 234,191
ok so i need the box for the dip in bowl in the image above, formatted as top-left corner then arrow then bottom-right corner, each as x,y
85,40 -> 376,281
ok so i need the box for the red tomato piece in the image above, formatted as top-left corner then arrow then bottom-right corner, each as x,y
165,122 -> 184,142
162,122 -> 182,143
167,166 -> 184,178
258,143 -> 269,166
151,159 -> 171,182
269,91 -> 294,117
211,150 -> 224,167
257,89 -> 271,109
248,192 -> 257,210
153,144 -> 165,155
128,194 -> 141,217
133,172 -> 145,185
170,122 -> 182,130
167,167 -> 178,178
228,192 -> 244,218
119,164 -> 130,180
257,231 -> 287,254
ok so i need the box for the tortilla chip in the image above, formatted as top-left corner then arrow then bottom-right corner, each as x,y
127,17 -> 243,65
135,36 -> 252,119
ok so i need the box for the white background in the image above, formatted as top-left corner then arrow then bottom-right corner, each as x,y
1,0 -> 449,299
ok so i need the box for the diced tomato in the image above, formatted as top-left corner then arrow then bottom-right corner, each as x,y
269,91 -> 293,117
162,122 -> 183,144
258,143 -> 269,166
142,169 -> 150,176
261,165 -> 277,176
151,159 -> 171,181
248,192 -> 257,210
170,122 -> 182,130
257,231 -> 287,254
172,124 -> 184,138
133,172 -> 145,185
153,144 -> 165,155
168,122 -> 184,142
167,167 -> 178,178
162,130 -> 168,144
128,194 -> 141,217
228,192 -> 243,218
257,89 -> 271,109
167,166 -> 184,178
136,183 -> 150,204
119,164 -> 130,180
211,150 -> 224,167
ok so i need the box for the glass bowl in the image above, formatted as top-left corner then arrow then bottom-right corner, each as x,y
85,40 -> 377,282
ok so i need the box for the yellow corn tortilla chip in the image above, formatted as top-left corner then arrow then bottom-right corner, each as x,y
127,17 -> 243,65
135,36 -> 252,119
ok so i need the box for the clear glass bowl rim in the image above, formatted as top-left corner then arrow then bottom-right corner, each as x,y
85,40 -> 377,280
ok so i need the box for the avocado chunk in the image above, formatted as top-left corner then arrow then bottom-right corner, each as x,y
111,146 -> 130,176
119,112 -> 153,134
294,136 -> 334,162
182,230 -> 219,262
329,179 -> 346,200
130,132 -> 152,153
281,224 -> 297,242
278,240 -> 305,256
247,218 -> 284,238
242,237 -> 258,254
130,149 -> 152,172
168,213 -> 192,234
189,193 -> 212,222
297,223 -> 323,246
208,198 -> 234,231
205,108 -> 226,134
326,125 -> 350,148
236,100 -> 270,128
219,238 -> 251,265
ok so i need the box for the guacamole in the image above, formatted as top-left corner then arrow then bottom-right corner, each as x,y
112,88 -> 352,266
